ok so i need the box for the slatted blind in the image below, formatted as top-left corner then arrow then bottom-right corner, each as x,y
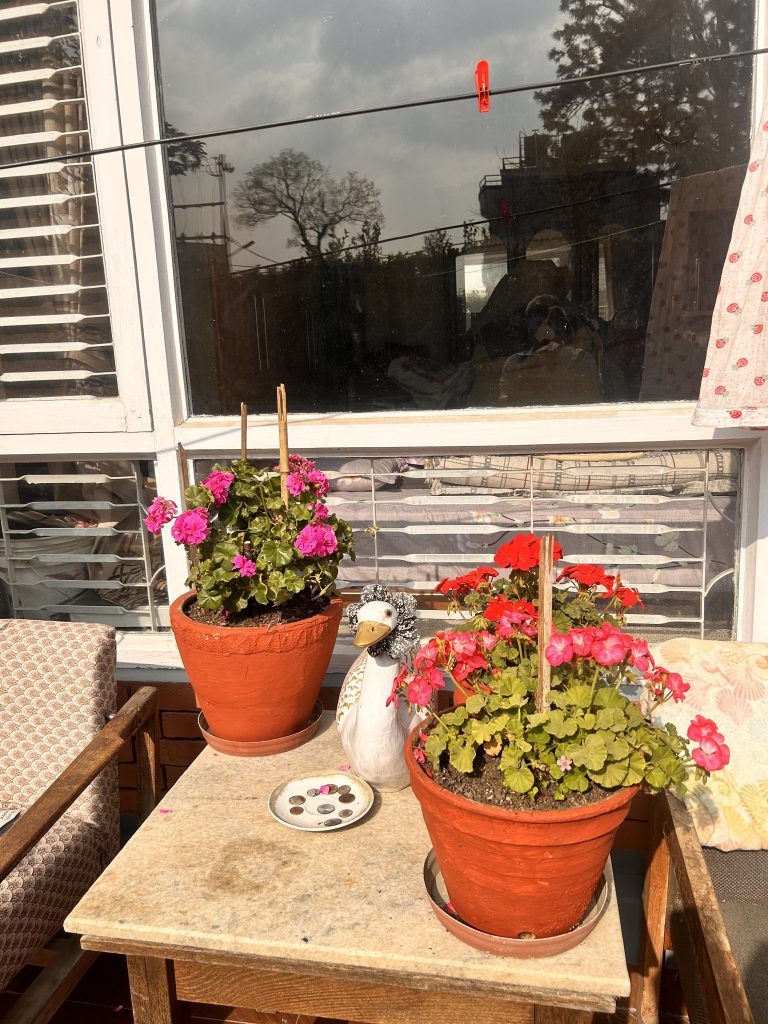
0,0 -> 116,400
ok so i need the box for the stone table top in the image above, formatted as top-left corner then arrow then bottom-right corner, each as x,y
66,714 -> 631,1008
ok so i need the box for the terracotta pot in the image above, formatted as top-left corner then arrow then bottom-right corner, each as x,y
406,720 -> 639,939
170,592 -> 342,743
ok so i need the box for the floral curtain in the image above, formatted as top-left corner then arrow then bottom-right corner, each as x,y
693,103 -> 768,426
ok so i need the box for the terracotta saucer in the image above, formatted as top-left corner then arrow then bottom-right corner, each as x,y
198,700 -> 323,757
423,849 -> 609,958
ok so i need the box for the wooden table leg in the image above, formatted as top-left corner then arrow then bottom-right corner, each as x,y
126,955 -> 188,1024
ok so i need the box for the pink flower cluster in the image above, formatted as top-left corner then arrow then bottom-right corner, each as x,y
687,715 -> 730,771
545,624 -> 653,669
645,666 -> 690,703
231,554 -> 256,577
390,629 -> 498,707
295,523 -> 338,558
143,496 -> 178,535
170,507 -> 210,545
282,454 -> 330,499
201,469 -> 234,507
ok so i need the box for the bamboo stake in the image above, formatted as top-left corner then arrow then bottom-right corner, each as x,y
277,384 -> 289,505
240,402 -> 248,462
176,443 -> 198,567
536,534 -> 554,713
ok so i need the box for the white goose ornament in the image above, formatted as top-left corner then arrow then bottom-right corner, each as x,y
336,585 -> 424,791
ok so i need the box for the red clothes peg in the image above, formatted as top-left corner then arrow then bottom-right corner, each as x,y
475,60 -> 490,112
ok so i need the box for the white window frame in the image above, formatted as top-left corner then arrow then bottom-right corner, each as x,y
5,0 -> 768,647
0,0 -> 152,437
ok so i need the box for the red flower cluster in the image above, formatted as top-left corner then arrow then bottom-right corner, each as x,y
494,533 -> 563,571
484,595 -> 538,638
687,715 -> 730,771
435,566 -> 498,596
557,564 -> 644,608
545,624 -> 653,670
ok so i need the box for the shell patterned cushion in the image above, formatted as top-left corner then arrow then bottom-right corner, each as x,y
650,638 -> 768,851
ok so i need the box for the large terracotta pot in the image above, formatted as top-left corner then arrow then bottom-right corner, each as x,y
406,720 -> 639,939
170,592 -> 342,743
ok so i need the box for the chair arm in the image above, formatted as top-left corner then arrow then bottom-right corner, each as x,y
0,686 -> 157,885
660,791 -> 755,1024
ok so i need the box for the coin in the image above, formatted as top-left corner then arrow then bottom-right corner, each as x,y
324,819 -> 342,827
338,793 -> 355,804
339,809 -> 354,818
338,785 -> 351,794
289,807 -> 304,815
325,784 -> 339,794
288,795 -> 305,805
316,803 -> 335,814
306,788 -> 319,797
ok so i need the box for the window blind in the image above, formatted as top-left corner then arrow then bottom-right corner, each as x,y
0,0 -> 116,400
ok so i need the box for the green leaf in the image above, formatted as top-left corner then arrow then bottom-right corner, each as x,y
503,765 -> 535,794
465,693 -> 485,714
606,736 -> 630,761
448,738 -> 477,774
543,710 -> 578,739
588,758 -> 630,788
596,708 -> 628,732
184,484 -> 212,509
442,706 -> 468,727
593,687 -> 627,709
425,731 -> 448,763
569,733 -> 608,771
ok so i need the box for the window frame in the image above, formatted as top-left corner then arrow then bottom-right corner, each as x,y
5,0 -> 768,643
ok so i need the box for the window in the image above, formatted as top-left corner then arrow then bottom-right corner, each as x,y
0,0 -> 151,433
189,448 -> 741,641
154,0 -> 756,414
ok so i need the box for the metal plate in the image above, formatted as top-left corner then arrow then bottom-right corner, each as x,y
268,770 -> 374,832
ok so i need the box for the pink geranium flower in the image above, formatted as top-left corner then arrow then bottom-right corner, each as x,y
687,716 -> 730,771
143,496 -> 177,535
286,472 -> 307,496
591,633 -> 627,666
407,676 -> 435,707
569,628 -> 593,658
231,554 -> 257,577
666,672 -> 690,703
170,507 -> 209,545
295,523 -> 338,557
546,633 -> 573,666
201,469 -> 234,507
311,502 -> 330,519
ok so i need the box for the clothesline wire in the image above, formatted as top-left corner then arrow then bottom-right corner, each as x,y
233,176 -> 674,272
1,44 -> 765,176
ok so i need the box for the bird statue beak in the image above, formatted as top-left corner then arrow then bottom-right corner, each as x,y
354,620 -> 393,648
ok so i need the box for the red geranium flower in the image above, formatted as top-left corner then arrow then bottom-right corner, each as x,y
557,564 -> 614,590
435,566 -> 498,596
494,533 -> 563,571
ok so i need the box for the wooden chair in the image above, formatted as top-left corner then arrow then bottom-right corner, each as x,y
0,618 -> 157,1024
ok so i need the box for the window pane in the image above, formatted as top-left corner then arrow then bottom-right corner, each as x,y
191,448 -> 740,643
155,1 -> 755,414
0,0 -> 117,400
0,459 -> 167,629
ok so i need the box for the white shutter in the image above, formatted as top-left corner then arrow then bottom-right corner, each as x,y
0,0 -> 151,433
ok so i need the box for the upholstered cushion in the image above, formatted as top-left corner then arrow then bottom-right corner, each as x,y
0,808 -> 109,991
424,450 -> 739,496
0,619 -> 119,852
650,638 -> 768,851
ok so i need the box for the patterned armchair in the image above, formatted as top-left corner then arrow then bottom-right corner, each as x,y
0,619 -> 156,1023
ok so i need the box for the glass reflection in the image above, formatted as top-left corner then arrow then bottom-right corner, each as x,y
154,0 -> 755,414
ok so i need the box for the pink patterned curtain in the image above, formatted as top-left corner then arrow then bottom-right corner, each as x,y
693,103 -> 768,426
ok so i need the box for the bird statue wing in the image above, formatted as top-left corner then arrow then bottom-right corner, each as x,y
336,649 -> 369,728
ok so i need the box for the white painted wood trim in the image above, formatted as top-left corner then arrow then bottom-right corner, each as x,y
77,0 -> 153,432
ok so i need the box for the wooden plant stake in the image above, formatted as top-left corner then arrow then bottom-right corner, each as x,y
240,402 -> 248,462
276,383 -> 289,505
536,534 -> 554,714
